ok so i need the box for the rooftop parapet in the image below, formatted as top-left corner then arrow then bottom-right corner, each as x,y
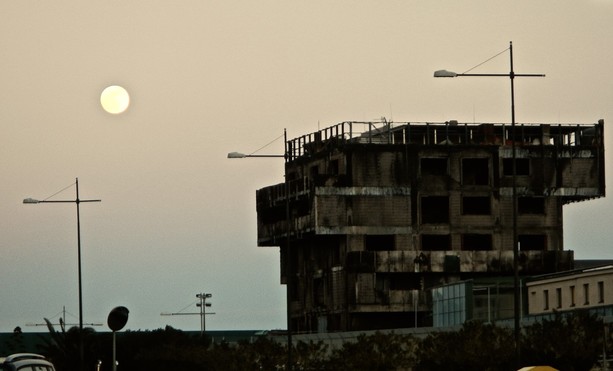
285,119 -> 604,161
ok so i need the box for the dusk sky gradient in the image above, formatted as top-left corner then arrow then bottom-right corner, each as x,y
1,1 -> 613,332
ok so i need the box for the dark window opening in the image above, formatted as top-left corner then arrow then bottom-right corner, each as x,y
518,197 -> 545,214
388,273 -> 421,290
393,130 -> 405,144
421,196 -> 449,223
462,234 -> 492,251
314,278 -> 325,306
556,288 -> 562,309
598,281 -> 605,303
544,290 -> 549,310
462,158 -> 489,185
365,235 -> 395,252
462,196 -> 491,215
421,234 -> 450,251
295,199 -> 311,217
584,283 -> 590,305
503,158 -> 530,176
570,286 -> 576,307
310,165 -> 319,178
328,159 -> 339,175
519,234 -> 547,251
421,158 -> 448,176
286,171 -> 298,181
259,206 -> 286,224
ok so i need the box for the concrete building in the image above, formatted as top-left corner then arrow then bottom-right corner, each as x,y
256,119 -> 605,333
526,265 -> 613,316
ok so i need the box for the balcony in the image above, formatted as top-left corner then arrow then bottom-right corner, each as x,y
352,287 -> 430,313
346,250 -> 574,275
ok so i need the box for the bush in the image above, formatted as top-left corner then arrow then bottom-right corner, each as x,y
521,311 -> 603,371
416,321 -> 514,371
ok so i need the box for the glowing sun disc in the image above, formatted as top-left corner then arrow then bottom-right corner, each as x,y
100,85 -> 130,114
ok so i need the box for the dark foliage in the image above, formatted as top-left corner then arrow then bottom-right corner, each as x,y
33,314 -> 609,371
521,311 -> 604,371
38,324 -> 100,371
326,332 -> 417,371
415,321 -> 515,371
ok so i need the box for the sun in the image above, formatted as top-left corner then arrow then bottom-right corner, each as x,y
100,85 -> 130,114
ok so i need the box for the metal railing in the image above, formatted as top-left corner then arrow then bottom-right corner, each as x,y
285,120 -> 604,162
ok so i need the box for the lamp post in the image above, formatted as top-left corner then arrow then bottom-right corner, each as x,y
228,130 -> 292,371
227,152 -> 285,158
434,41 -> 544,366
24,177 -> 101,370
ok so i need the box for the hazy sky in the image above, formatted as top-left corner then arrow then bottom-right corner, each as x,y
2,1 -> 612,333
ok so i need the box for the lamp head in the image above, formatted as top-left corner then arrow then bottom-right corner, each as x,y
23,198 -> 40,204
434,69 -> 458,78
227,152 -> 247,159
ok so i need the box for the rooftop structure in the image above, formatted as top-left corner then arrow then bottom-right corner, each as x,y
256,119 -> 605,333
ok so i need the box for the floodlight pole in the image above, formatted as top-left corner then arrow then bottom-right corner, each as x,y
196,293 -> 213,336
434,41 -> 545,367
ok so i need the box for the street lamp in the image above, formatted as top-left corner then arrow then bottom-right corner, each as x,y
434,41 -> 545,366
24,177 -> 101,370
228,129 -> 293,371
227,152 -> 284,159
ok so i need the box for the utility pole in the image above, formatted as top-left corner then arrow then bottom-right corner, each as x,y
26,307 -> 103,329
161,293 -> 214,336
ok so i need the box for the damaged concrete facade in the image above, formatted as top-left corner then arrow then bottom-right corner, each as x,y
256,120 -> 605,333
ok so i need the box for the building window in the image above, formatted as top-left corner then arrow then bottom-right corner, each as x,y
421,196 -> 449,224
556,288 -> 562,309
365,235 -> 395,252
503,158 -> 530,176
421,158 -> 448,176
519,234 -> 547,251
462,196 -> 491,215
584,283 -> 590,305
518,197 -> 545,214
462,158 -> 489,185
598,281 -> 605,304
543,290 -> 549,310
389,273 -> 420,290
328,159 -> 339,175
310,165 -> 319,178
421,234 -> 450,251
570,285 -> 575,307
462,234 -> 492,251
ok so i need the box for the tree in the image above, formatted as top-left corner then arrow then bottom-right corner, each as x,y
38,319 -> 101,371
416,321 -> 515,371
521,311 -> 603,371
326,332 -> 417,371
294,340 -> 329,370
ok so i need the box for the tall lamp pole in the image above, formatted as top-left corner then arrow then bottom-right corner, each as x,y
228,129 -> 292,371
24,177 -> 101,370
434,41 -> 544,366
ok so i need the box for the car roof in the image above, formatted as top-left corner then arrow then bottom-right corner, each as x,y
0,353 -> 55,369
2,354 -> 46,363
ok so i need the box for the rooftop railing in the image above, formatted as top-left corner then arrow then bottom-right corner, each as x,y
285,120 -> 604,161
